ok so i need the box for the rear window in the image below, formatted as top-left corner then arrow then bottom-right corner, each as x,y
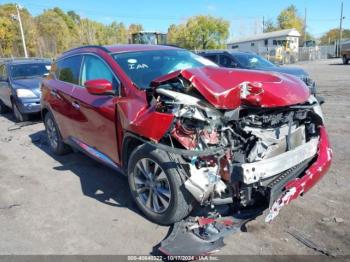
55,55 -> 82,84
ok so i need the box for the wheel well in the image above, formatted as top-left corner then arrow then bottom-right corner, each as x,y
41,107 -> 49,119
122,135 -> 144,171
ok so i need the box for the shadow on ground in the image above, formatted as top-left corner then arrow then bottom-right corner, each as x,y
28,130 -> 142,216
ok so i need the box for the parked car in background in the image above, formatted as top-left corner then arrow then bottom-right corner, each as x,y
41,45 -> 331,228
0,58 -> 51,122
341,40 -> 350,64
199,51 -> 317,94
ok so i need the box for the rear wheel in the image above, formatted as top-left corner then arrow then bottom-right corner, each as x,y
343,55 -> 349,64
128,144 -> 193,225
44,111 -> 71,155
12,101 -> 29,122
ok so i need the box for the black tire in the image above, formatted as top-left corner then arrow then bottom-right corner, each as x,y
128,144 -> 193,225
12,101 -> 29,122
342,55 -> 349,65
44,111 -> 71,155
0,100 -> 9,114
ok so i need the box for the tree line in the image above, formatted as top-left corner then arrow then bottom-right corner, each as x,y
0,3 -> 348,58
0,4 -> 144,57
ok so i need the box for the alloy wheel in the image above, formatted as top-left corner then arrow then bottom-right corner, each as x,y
46,117 -> 58,150
132,158 -> 171,214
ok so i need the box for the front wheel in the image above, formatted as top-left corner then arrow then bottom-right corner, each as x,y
343,55 -> 349,64
44,111 -> 71,155
12,101 -> 28,122
128,144 -> 193,225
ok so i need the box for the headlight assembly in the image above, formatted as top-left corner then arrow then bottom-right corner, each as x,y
16,89 -> 37,98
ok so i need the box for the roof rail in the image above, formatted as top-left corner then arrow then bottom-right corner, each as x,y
0,57 -> 50,62
63,45 -> 111,54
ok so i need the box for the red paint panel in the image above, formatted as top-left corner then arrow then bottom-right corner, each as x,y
152,67 -> 310,110
285,126 -> 333,201
130,109 -> 175,142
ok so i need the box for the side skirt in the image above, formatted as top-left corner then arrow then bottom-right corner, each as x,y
66,137 -> 126,176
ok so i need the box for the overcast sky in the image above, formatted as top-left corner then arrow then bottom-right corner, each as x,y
2,0 -> 348,40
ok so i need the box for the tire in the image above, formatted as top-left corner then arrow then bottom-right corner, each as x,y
128,144 -> 193,225
0,100 -> 9,114
44,111 -> 71,155
343,55 -> 349,64
12,101 -> 29,122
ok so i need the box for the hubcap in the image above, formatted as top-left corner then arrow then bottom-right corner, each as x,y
133,158 -> 171,214
46,118 -> 58,149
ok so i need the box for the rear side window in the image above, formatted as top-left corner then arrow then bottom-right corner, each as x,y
56,55 -> 82,84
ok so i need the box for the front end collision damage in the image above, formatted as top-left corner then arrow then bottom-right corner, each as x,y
119,67 -> 332,255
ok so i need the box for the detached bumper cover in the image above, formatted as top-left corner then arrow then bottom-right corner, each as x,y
266,126 -> 332,222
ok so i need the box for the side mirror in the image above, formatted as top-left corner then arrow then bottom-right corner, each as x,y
84,79 -> 115,95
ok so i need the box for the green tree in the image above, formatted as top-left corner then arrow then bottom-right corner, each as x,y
0,3 -> 38,57
264,18 -> 278,33
277,5 -> 303,32
320,28 -> 350,45
36,9 -> 71,57
168,15 -> 229,50
128,23 -> 143,35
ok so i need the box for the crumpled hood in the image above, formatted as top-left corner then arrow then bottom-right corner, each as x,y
151,66 -> 310,109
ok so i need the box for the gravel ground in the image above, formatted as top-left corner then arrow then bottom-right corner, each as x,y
0,59 -> 349,256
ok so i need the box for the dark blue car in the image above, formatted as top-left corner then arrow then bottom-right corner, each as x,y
199,51 -> 316,95
0,58 -> 51,122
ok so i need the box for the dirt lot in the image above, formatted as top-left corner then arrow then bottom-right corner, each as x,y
0,59 -> 349,256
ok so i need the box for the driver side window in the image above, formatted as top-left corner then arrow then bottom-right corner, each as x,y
80,55 -> 119,92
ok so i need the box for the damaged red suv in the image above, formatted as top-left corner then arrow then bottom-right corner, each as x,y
41,44 -> 332,226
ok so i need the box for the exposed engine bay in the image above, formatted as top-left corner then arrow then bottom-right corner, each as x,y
148,74 -> 324,216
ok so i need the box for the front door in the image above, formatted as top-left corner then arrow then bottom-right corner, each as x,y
70,54 -> 121,164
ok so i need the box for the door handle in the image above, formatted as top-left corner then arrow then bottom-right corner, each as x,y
72,101 -> 80,110
50,89 -> 58,97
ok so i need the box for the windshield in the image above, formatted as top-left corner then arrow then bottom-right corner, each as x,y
113,50 -> 217,89
10,63 -> 51,79
232,53 -> 276,69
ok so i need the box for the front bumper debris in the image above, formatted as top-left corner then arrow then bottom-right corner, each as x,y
265,126 -> 332,222
233,137 -> 319,184
159,214 -> 258,256
159,127 -> 332,255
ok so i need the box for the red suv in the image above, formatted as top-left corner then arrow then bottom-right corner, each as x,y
41,44 -> 332,226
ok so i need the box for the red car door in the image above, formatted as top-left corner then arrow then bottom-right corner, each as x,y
70,54 -> 120,164
43,55 -> 83,140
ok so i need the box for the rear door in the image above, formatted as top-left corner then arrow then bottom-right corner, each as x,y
70,54 -> 121,163
44,55 -> 83,140
0,64 -> 12,107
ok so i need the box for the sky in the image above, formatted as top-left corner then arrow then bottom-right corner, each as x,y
1,0 -> 349,40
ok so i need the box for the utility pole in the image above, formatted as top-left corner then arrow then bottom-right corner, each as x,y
338,1 -> 344,57
262,16 -> 265,33
304,8 -> 307,43
16,4 -> 28,58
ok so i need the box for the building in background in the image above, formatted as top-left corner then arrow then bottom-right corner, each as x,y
227,28 -> 301,64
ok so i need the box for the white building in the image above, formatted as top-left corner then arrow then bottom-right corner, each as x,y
227,29 -> 301,63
